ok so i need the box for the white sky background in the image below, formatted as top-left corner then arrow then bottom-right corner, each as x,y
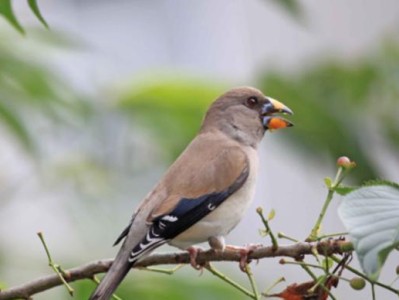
1,0 -> 399,299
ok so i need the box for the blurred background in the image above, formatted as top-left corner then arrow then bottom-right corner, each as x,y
0,0 -> 399,299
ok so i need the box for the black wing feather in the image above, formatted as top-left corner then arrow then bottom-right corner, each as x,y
128,166 -> 249,262
113,213 -> 136,246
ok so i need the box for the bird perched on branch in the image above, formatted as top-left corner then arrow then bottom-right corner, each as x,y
90,87 -> 293,300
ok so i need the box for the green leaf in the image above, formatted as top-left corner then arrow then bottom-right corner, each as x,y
0,101 -> 34,152
268,209 -> 276,221
0,0 -> 25,34
363,179 -> 399,189
324,177 -> 332,188
27,0 -> 49,28
338,185 -> 399,280
270,0 -> 303,21
118,77 -> 225,161
321,257 -> 334,270
333,185 -> 358,196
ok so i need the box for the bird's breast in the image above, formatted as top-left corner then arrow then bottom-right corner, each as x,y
169,146 -> 258,249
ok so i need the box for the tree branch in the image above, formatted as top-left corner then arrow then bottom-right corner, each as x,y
0,239 -> 352,300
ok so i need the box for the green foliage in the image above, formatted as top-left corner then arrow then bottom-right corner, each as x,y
269,0 -> 304,21
0,0 -> 48,34
362,179 -> 399,189
321,257 -> 334,270
260,42 -> 399,182
117,78 -> 226,161
0,0 -> 24,34
114,43 -> 399,182
0,100 -> 32,151
0,39 -> 90,154
27,0 -> 49,28
332,185 -> 357,196
338,184 -> 399,280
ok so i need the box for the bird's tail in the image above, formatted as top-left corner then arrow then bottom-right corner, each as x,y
89,248 -> 133,300
89,209 -> 167,300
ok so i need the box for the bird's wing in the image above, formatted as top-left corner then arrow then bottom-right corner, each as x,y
120,131 -> 250,263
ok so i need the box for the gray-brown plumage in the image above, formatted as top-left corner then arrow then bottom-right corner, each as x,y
90,87 -> 293,300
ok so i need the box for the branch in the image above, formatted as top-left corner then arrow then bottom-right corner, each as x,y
0,239 -> 352,300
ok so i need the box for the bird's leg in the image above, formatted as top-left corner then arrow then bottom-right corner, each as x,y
225,244 -> 262,272
208,236 -> 225,251
186,246 -> 203,270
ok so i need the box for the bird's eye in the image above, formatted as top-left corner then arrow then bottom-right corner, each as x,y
246,96 -> 258,107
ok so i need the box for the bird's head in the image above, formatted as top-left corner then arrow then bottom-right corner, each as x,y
201,87 -> 293,147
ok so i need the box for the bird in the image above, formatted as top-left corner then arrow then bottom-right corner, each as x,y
89,86 -> 293,300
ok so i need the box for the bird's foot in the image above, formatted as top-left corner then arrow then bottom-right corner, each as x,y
225,244 -> 262,272
187,246 -> 204,270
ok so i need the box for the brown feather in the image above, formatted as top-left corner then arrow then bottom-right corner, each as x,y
89,86 -> 286,300
140,130 -> 248,221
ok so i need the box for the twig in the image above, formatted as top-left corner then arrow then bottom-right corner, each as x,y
307,165 -> 350,242
330,255 -> 399,295
244,264 -> 260,300
371,283 -> 376,300
307,186 -> 336,241
205,263 -> 255,298
0,240 -> 353,300
261,277 -> 285,296
256,207 -> 278,250
277,232 -> 298,243
37,232 -> 74,296
139,264 -> 184,275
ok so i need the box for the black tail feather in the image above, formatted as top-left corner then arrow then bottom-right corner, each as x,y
89,258 -> 133,300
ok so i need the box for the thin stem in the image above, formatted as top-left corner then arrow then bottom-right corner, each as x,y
307,167 -> 345,242
309,276 -> 337,300
300,263 -> 318,281
139,264 -> 184,275
279,257 -> 321,281
262,277 -> 285,295
205,264 -> 256,299
371,283 -> 376,300
307,189 -> 334,241
256,208 -> 278,250
283,260 -> 324,270
331,256 -> 399,294
277,232 -> 299,243
311,246 -> 321,264
37,232 -> 74,296
333,167 -> 344,186
389,275 -> 399,286
92,276 -> 122,300
321,282 -> 337,300
309,275 -> 326,293
244,264 -> 260,300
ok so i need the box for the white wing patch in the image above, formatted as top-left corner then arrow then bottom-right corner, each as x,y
161,215 -> 178,222
207,203 -> 216,211
128,231 -> 165,263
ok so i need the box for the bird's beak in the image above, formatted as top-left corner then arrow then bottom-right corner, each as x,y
261,97 -> 294,130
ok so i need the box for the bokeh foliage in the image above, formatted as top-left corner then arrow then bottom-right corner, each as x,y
0,0 -> 48,34
116,43 -> 399,183
0,38 -> 90,155
0,2 -> 398,297
259,41 -> 399,182
117,78 -> 226,160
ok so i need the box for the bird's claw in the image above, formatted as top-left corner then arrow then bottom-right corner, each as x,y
187,247 -> 204,271
226,244 -> 262,272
